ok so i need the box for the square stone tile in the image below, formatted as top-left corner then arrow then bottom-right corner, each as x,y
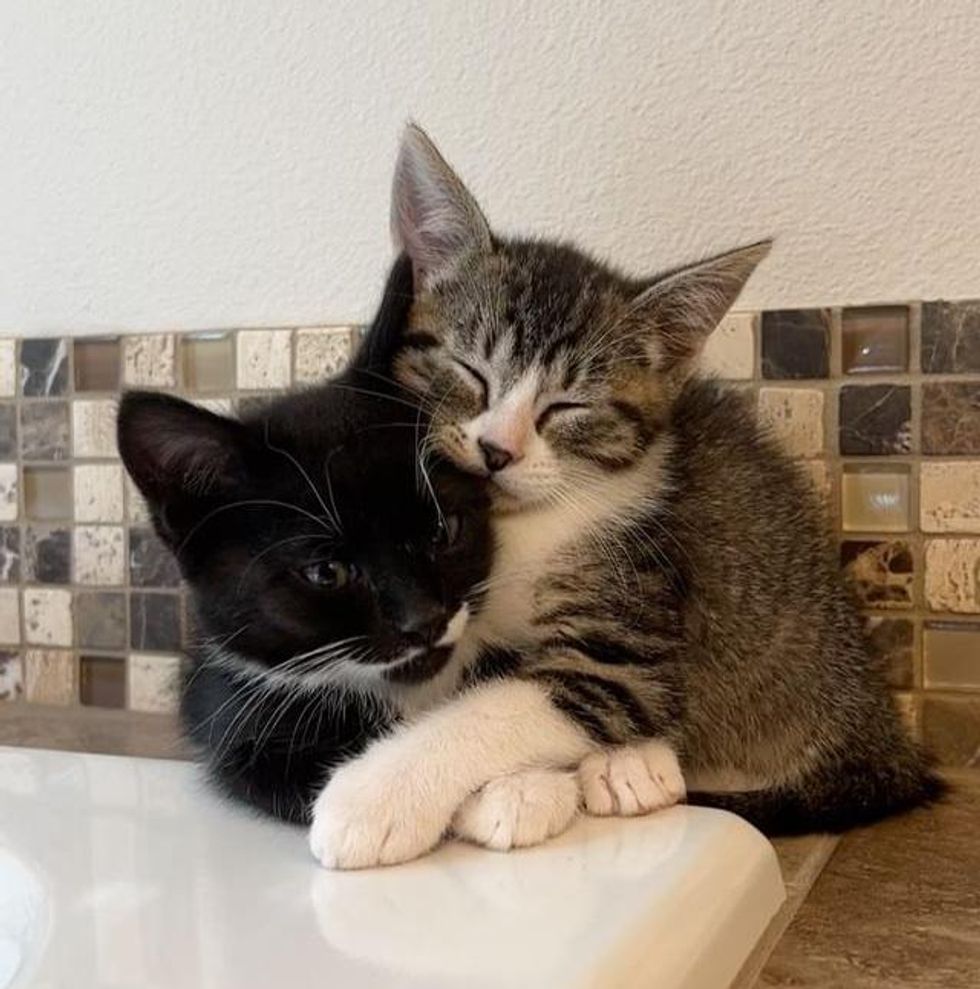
19,401 -> 70,461
0,464 -> 19,522
234,395 -> 273,418
73,337 -> 121,392
0,527 -> 20,583
925,539 -> 980,614
921,695 -> 980,767
924,621 -> 980,689
798,460 -> 831,500
839,385 -> 911,455
129,653 -> 182,713
0,340 -> 15,397
23,587 -> 73,646
0,404 -> 16,459
0,651 -> 22,701
921,300 -> 980,373
125,474 -> 151,524
236,329 -> 292,389
921,462 -> 980,533
75,591 -> 127,650
864,617 -> 914,689
73,464 -> 124,522
758,388 -> 825,458
182,332 -> 235,391
80,655 -> 126,708
922,383 -> 980,454
841,466 -> 910,532
0,588 -> 20,645
841,306 -> 909,374
24,649 -> 76,705
129,527 -> 181,587
130,593 -> 181,652
73,525 -> 125,585
294,327 -> 355,384
19,339 -> 68,396
23,526 -> 70,584
72,399 -> 119,458
123,334 -> 176,387
841,540 -> 914,609
188,397 -> 233,416
22,466 -> 69,521
761,309 -> 830,379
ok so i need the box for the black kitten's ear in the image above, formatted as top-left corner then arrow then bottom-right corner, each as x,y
390,123 -> 492,286
117,392 -> 251,536
630,241 -> 771,376
349,252 -> 415,375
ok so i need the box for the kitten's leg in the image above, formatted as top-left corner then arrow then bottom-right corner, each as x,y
309,680 -> 594,869
578,740 -> 686,817
452,769 -> 580,851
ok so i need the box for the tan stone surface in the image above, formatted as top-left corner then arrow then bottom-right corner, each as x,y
758,388 -> 825,458
921,462 -> 980,533
925,539 -> 980,613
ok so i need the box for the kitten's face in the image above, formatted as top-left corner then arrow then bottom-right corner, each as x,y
395,244 -> 668,508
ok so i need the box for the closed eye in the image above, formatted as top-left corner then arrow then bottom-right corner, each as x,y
536,401 -> 590,431
452,359 -> 488,409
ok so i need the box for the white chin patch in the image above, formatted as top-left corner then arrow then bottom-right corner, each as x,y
436,602 -> 470,647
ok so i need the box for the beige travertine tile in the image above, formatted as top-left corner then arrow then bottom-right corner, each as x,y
797,461 -> 831,500
921,462 -> 980,533
189,397 -> 233,416
924,622 -> 980,689
24,649 -> 76,705
23,588 -> 73,646
73,464 -> 124,522
129,653 -> 181,713
0,589 -> 20,645
71,399 -> 119,458
0,340 -> 15,397
73,525 -> 125,585
0,464 -> 17,522
294,327 -> 355,383
125,474 -> 151,524
236,329 -> 292,389
759,388 -> 825,458
701,312 -> 755,380
925,539 -> 980,614
123,334 -> 176,387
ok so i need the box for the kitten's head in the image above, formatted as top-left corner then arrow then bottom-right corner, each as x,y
118,263 -> 492,690
388,124 -> 770,508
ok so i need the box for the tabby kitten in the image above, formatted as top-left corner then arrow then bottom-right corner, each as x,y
304,126 -> 941,869
117,257 -> 495,826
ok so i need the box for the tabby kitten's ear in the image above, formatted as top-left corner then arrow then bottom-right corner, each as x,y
117,392 -> 252,546
390,123 -> 492,285
631,240 -> 771,376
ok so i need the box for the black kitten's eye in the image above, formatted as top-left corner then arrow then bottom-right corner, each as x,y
299,561 -> 353,590
536,401 -> 590,431
432,513 -> 462,549
452,359 -> 488,408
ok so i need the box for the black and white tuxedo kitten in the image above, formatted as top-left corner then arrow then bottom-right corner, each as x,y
295,126 -> 942,868
118,258 -> 497,827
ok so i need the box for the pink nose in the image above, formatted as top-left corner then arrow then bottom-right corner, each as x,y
478,439 -> 515,472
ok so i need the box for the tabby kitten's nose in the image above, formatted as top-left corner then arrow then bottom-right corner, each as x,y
478,438 -> 514,473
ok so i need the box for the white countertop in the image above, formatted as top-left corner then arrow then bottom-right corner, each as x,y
0,746 -> 784,989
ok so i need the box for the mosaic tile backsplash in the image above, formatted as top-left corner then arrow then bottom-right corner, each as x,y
1,304 -> 979,766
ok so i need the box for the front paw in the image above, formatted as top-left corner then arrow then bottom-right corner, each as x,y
309,753 -> 454,870
452,769 -> 580,851
579,740 -> 686,817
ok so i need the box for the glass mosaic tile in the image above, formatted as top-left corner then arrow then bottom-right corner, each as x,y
842,306 -> 909,374
73,338 -> 121,392
23,466 -> 72,521
924,621 -> 980,689
841,465 -> 910,532
182,332 -> 235,391
80,654 -> 126,708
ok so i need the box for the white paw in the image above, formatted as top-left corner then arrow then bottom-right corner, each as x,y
579,740 -> 686,817
452,769 -> 580,851
309,746 -> 456,870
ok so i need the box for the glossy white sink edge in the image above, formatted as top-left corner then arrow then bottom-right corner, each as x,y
0,747 -> 785,989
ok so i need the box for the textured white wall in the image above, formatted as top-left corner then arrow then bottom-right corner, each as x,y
2,1 -> 979,335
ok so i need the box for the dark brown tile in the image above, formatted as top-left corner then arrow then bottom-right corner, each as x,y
0,404 -> 16,458
841,540 -> 914,609
79,655 -> 126,708
839,385 -> 911,455
19,339 -> 68,397
73,338 -> 121,392
922,383 -> 980,454
75,591 -> 127,651
20,401 -> 70,461
23,526 -> 70,584
0,527 -> 20,584
761,310 -> 830,379
864,617 -> 914,689
130,593 -> 181,652
922,696 -> 980,767
921,299 -> 980,373
842,306 -> 908,374
128,528 -> 181,588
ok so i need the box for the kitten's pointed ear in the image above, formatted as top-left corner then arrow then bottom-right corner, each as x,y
391,123 -> 492,285
631,240 -> 771,375
117,391 -> 251,544
349,252 -> 415,375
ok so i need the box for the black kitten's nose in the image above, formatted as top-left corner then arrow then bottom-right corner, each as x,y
397,600 -> 446,645
478,438 -> 514,473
